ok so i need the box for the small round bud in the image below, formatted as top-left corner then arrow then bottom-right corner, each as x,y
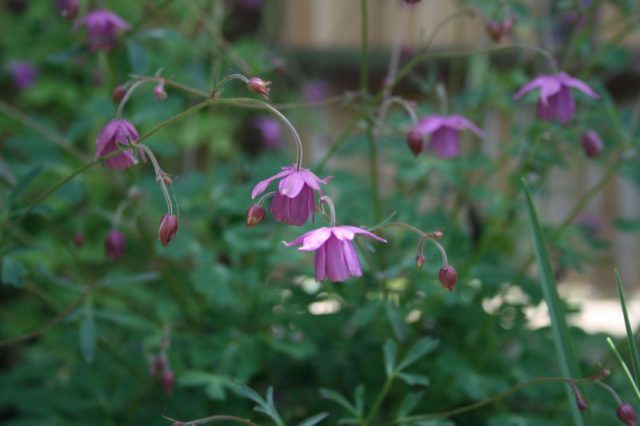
617,403 -> 637,426
415,255 -> 426,269
112,85 -> 126,103
154,82 -> 167,100
105,230 -> 126,261
581,130 -> 603,158
158,214 -> 179,247
247,77 -> 271,98
246,204 -> 266,227
570,384 -> 588,412
438,265 -> 457,291
74,231 -> 85,249
152,355 -> 166,376
163,369 -> 175,395
55,0 -> 79,19
486,21 -> 503,42
406,128 -> 424,156
430,231 -> 443,240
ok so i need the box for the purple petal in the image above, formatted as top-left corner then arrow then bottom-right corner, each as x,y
300,168 -> 331,191
445,116 -> 486,138
538,76 -> 563,105
416,116 -> 445,135
299,227 -> 332,251
271,189 -> 311,226
342,240 -> 362,277
428,127 -> 461,158
341,226 -> 387,243
536,97 -> 557,122
513,75 -> 550,99
279,172 -> 306,198
251,168 -> 292,199
325,236 -> 349,282
284,229 -> 317,247
555,86 -> 576,124
559,73 -> 599,98
314,245 -> 326,281
103,150 -> 137,169
331,227 -> 355,241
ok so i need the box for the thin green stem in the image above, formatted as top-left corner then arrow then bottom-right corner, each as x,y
319,196 -> 337,227
364,376 -> 393,426
607,337 -> 640,404
162,414 -> 259,426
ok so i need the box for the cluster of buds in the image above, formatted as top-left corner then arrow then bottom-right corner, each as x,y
485,15 -> 515,42
149,353 -> 175,395
414,232 -> 457,291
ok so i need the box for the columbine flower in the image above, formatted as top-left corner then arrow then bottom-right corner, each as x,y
411,115 -> 485,158
95,119 -> 139,169
513,72 -> 598,124
8,61 -> 37,89
105,229 -> 126,260
253,116 -> 282,150
75,9 -> 130,52
285,226 -> 386,282
251,165 -> 331,226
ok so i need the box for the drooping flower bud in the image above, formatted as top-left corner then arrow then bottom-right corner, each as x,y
570,383 -> 588,412
415,255 -> 426,269
617,403 -> 637,426
74,231 -> 85,249
438,265 -> 457,291
247,77 -> 271,98
158,214 -> 179,247
105,230 -> 126,261
581,130 -> 603,158
55,0 -> 79,19
406,128 -> 424,156
486,21 -> 503,42
112,85 -> 126,102
152,355 -> 166,376
246,204 -> 265,227
163,369 -> 175,395
154,81 -> 167,100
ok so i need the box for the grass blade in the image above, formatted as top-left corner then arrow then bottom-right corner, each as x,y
615,270 -> 640,384
607,337 -> 640,404
522,179 -> 586,426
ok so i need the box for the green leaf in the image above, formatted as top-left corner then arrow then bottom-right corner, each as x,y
395,391 -> 424,418
397,372 -> 430,387
79,306 -> 96,363
383,339 -> 397,378
230,383 -> 284,426
1,257 -> 26,287
297,412 -> 329,426
319,388 -> 359,418
353,385 -> 365,416
396,337 -> 439,372
522,179 -> 586,426
615,270 -> 640,384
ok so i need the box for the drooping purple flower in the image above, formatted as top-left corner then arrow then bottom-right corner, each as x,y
251,165 -> 331,226
74,9 -> 130,52
95,119 -> 139,169
412,115 -> 485,158
513,72 -> 598,124
105,229 -> 126,261
286,226 -> 386,282
303,80 -> 330,103
8,61 -> 37,89
253,116 -> 282,150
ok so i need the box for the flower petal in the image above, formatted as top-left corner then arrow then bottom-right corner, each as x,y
251,168 -> 292,199
428,127 -> 460,158
342,240 -> 362,277
331,227 -> 355,241
559,73 -> 599,98
314,245 -> 326,282
342,226 -> 387,243
325,236 -> 349,282
103,150 -> 137,169
300,168 -> 331,191
538,76 -> 563,105
445,116 -> 486,138
279,171 -> 306,198
416,116 -> 445,135
536,97 -> 557,122
513,75 -> 550,99
299,227 -> 332,251
555,86 -> 576,124
284,229 -> 317,247
271,190 -> 310,226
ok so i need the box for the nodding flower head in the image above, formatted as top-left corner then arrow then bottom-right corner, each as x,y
617,403 -> 637,426
75,9 -> 130,52
105,230 -> 126,261
8,61 -> 37,89
95,119 -> 139,169
581,130 -> 603,158
412,115 -> 485,158
251,165 -> 331,226
406,127 -> 425,156
286,226 -> 386,282
247,77 -> 271,98
513,72 -> 598,124
112,85 -> 127,102
55,0 -> 79,19
158,214 -> 179,247
438,265 -> 457,291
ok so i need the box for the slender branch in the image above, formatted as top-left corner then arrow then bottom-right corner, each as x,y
162,414 -> 259,426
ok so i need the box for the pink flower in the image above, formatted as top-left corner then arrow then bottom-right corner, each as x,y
286,226 -> 386,282
513,72 -> 598,124
75,9 -> 130,52
251,165 -> 331,226
8,61 -> 37,89
95,119 -> 139,169
412,115 -> 485,158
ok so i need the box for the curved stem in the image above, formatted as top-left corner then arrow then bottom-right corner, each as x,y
212,73 -> 250,97
371,222 -> 447,266
137,144 -> 173,215
319,196 -> 337,227
116,79 -> 149,119
257,191 -> 275,206
162,414 -> 259,426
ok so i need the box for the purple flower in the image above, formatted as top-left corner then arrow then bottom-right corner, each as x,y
413,115 -> 485,158
8,61 -> 37,89
55,0 -> 79,19
286,226 -> 386,282
513,72 -> 598,124
581,130 -> 603,157
75,9 -> 130,52
105,229 -> 126,261
95,119 -> 139,169
253,116 -> 282,150
251,165 -> 331,226
303,80 -> 330,102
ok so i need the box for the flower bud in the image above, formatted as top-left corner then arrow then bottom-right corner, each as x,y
112,85 -> 126,103
154,81 -> 167,100
163,369 -> 175,395
158,214 -> 179,247
581,130 -> 603,158
247,77 -> 271,98
486,21 -> 503,42
415,255 -> 426,269
55,0 -> 79,19
74,231 -> 85,249
570,384 -> 588,412
429,231 -> 443,240
105,230 -> 126,261
246,204 -> 266,227
406,128 -> 424,156
438,265 -> 457,291
617,403 -> 637,426
153,355 -> 166,376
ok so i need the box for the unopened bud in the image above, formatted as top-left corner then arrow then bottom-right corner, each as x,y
406,128 -> 424,156
486,21 -> 503,42
158,214 -> 179,247
55,0 -> 79,19
415,255 -> 426,269
74,231 -> 85,249
581,130 -> 603,158
246,204 -> 266,227
438,265 -> 457,291
617,403 -> 637,426
570,384 -> 588,412
154,81 -> 167,100
105,230 -> 126,261
430,231 -> 443,240
112,85 -> 126,103
247,77 -> 271,98
152,355 -> 166,376
163,369 -> 175,395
